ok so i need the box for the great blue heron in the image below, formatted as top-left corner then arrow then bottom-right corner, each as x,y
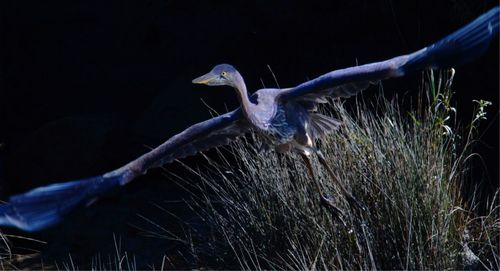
0,7 -> 498,232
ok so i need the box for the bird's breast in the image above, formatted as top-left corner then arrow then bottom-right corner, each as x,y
263,105 -> 296,144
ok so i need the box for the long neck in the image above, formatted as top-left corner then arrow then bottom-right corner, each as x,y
232,73 -> 257,124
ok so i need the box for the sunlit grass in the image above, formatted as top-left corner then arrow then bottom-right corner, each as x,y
169,69 -> 499,270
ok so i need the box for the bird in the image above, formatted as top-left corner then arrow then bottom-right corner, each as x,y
0,6 -> 498,232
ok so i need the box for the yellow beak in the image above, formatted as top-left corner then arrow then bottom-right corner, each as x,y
192,73 -> 215,85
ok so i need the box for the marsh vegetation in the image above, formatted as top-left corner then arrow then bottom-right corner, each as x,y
164,70 -> 499,270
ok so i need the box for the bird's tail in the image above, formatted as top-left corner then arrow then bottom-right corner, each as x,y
402,6 -> 499,73
0,167 -> 134,232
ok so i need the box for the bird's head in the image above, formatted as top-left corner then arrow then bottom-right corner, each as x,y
192,64 -> 240,87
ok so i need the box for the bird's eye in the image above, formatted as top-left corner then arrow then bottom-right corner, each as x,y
221,71 -> 227,77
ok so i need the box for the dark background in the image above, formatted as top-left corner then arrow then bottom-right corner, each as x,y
0,0 -> 498,268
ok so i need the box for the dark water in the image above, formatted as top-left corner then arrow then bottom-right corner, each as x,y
0,0 -> 498,268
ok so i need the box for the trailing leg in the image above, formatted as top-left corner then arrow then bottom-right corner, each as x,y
299,152 -> 344,221
315,149 -> 365,212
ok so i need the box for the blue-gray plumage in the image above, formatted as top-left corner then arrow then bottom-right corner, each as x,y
0,6 -> 498,231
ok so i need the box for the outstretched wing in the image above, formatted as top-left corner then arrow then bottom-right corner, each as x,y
278,6 -> 499,103
124,109 -> 252,175
0,109 -> 251,231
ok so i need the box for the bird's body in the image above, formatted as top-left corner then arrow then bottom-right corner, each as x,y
192,66 -> 342,155
246,89 -> 306,145
259,93 -> 341,155
0,6 -> 498,232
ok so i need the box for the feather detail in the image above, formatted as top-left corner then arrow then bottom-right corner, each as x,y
309,114 -> 342,140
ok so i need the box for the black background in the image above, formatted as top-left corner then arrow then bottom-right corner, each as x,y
0,0 -> 498,268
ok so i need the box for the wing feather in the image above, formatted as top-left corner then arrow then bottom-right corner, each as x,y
278,56 -> 407,103
124,109 -> 251,174
278,6 -> 499,104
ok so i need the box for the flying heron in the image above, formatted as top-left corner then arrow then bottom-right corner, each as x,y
0,7 -> 498,232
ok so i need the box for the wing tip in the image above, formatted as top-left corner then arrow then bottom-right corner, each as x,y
0,170 -> 128,232
403,6 -> 499,72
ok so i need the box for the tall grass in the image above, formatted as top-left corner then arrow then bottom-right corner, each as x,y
0,233 -> 139,270
173,69 -> 499,269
